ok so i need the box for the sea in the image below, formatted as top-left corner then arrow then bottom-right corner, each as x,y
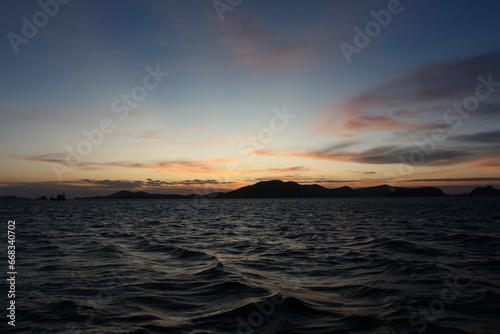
2,197 -> 500,334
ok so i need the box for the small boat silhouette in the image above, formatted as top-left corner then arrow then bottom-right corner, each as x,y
50,193 -> 66,201
37,195 -> 48,200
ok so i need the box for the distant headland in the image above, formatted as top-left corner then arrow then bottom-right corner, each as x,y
70,180 -> 500,200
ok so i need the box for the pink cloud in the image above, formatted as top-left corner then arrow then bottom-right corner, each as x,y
215,11 -> 322,74
317,107 -> 433,137
473,157 -> 500,171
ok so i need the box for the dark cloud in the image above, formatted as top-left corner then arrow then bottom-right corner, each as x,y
11,153 -> 68,165
404,177 -> 500,183
10,155 -> 238,174
313,179 -> 358,183
353,146 -> 477,166
452,129 -> 500,144
261,137 -> 500,167
268,166 -> 312,173
320,51 -> 500,137
315,142 -> 359,155
81,178 -> 235,188
347,170 -> 376,175
80,179 -> 141,189
403,52 -> 500,101
355,51 -> 500,106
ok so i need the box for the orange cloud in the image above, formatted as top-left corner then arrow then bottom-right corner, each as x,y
268,166 -> 312,173
317,107 -> 435,138
158,165 -> 313,176
101,159 -> 239,175
317,51 -> 500,139
472,157 -> 500,171
12,154 -> 314,177
250,142 -> 492,167
11,155 -> 240,173
251,149 -> 369,163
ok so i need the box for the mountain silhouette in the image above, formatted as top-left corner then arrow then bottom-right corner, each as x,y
352,184 -> 393,197
388,187 -> 445,197
219,180 -> 345,198
0,195 -> 30,200
79,190 -> 187,199
469,185 -> 500,196
74,180 -> 463,199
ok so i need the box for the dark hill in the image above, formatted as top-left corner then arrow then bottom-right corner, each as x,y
389,187 -> 445,197
220,181 -> 399,198
0,195 -> 30,200
75,190 -> 187,199
353,184 -> 393,197
74,180 -> 454,199
220,180 -> 337,198
469,186 -> 500,196
328,186 -> 354,197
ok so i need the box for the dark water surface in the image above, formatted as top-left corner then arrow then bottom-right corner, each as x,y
2,197 -> 500,333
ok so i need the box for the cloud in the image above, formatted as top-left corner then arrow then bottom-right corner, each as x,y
318,51 -> 500,137
352,146 -> 476,166
0,178 -> 238,198
452,129 -> 500,144
347,170 -> 376,175
251,142 -> 370,163
252,138 -> 500,167
215,10 -> 318,74
81,178 -> 235,188
148,178 -> 234,186
473,157 -> 500,171
403,52 -> 500,102
11,153 -> 67,164
11,153 -> 313,177
317,105 -> 448,138
11,155 -> 241,174
355,51 -> 500,105
312,179 -> 359,183
268,166 -> 311,174
404,177 -> 500,183
80,179 -> 140,189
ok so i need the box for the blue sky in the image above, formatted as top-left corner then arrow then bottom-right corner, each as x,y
1,0 -> 500,197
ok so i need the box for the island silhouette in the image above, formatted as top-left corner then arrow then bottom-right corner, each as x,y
73,180 -> 500,200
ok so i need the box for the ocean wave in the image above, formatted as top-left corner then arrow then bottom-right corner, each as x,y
6,198 -> 500,333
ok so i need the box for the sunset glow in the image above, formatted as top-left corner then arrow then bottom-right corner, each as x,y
1,0 -> 500,197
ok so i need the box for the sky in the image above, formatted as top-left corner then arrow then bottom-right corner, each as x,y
1,0 -> 500,198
